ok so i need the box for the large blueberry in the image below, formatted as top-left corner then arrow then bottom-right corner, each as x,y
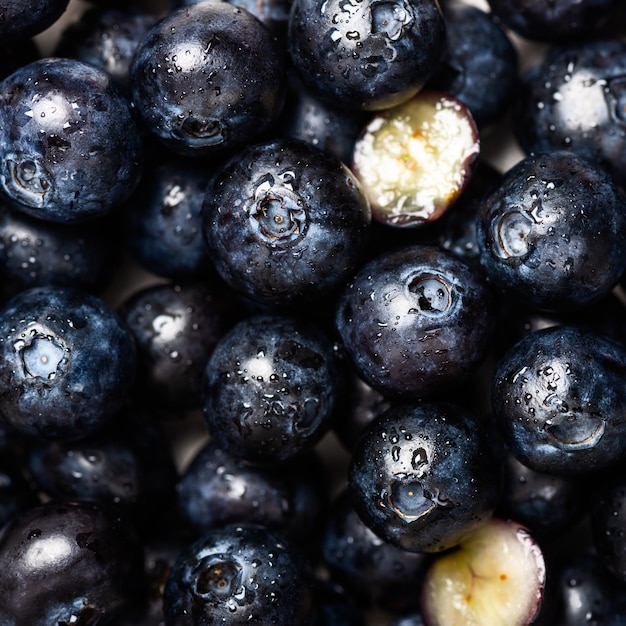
491,325 -> 626,475
163,523 -> 315,625
0,58 -> 143,223
348,401 -> 501,553
514,39 -> 626,188
0,0 -> 71,42
0,203 -> 120,300
428,3 -> 518,129
0,286 -> 137,440
129,2 -> 286,157
201,313 -> 342,465
335,244 -> 495,399
0,500 -> 145,626
476,150 -> 626,312
287,0 -> 446,111
118,280 -> 239,413
202,138 -> 371,306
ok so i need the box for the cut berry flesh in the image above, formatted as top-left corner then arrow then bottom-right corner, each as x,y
421,517 -> 546,626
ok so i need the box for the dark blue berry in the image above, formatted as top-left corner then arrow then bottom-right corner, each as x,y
0,57 -> 144,223
0,285 -> 137,440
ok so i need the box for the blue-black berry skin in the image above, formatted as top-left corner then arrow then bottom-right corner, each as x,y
487,0 -> 618,42
0,500 -> 145,626
514,39 -> 626,188
429,3 -> 518,129
321,488 -> 429,613
118,280 -> 239,413
163,523 -> 315,625
122,153 -> 217,280
348,401 -> 501,553
0,286 -> 137,441
554,551 -> 626,624
0,203 -> 120,299
129,2 -> 286,157
591,474 -> 626,584
0,0 -> 71,42
335,244 -> 495,399
492,325 -> 626,476
287,0 -> 446,111
0,57 -> 143,224
202,138 -> 371,306
54,6 -> 157,93
176,439 -> 328,544
201,313 -> 342,465
476,150 -> 626,312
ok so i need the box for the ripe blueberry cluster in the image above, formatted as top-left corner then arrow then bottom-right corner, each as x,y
0,0 -> 626,625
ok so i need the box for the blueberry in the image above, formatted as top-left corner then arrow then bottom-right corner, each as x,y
0,0 -> 71,42
279,73 -> 369,165
25,409 -> 179,535
428,3 -> 519,129
287,0 -> 446,111
486,0 -> 618,42
118,280 -> 239,413
321,487 -> 430,612
163,523 -> 315,625
0,499 -> 145,625
0,285 -> 137,441
121,152 -> 218,280
491,325 -> 626,475
176,439 -> 328,544
514,38 -> 626,188
554,550 -> 626,625
0,202 -> 120,299
348,400 -> 502,553
129,2 -> 286,157
0,57 -> 143,224
496,447 -> 590,541
335,244 -> 495,399
201,312 -> 342,465
54,5 -> 157,93
476,150 -> 626,312
202,137 -> 371,307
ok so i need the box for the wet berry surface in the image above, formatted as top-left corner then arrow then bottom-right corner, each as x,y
1,0 -> 626,625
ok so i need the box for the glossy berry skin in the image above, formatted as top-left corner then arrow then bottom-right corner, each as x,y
0,500 -> 145,626
476,150 -> 626,312
321,488 -> 429,612
0,58 -> 143,224
487,0 -> 617,42
129,3 -> 286,157
591,473 -> 626,584
202,138 -> 371,306
122,154 -> 217,280
279,76 -> 369,165
163,523 -> 315,625
0,286 -> 137,441
0,0 -> 70,42
496,449 -> 589,540
492,325 -> 626,475
554,551 -> 626,625
348,401 -> 501,553
514,39 -> 626,188
176,440 -> 328,544
54,6 -> 157,93
335,244 -> 495,399
201,313 -> 342,465
23,410 -> 179,534
119,281 -> 238,413
429,3 -> 518,129
287,0 -> 445,111
0,203 -> 120,299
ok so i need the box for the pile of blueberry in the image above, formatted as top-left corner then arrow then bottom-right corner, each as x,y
1,0 -> 626,624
